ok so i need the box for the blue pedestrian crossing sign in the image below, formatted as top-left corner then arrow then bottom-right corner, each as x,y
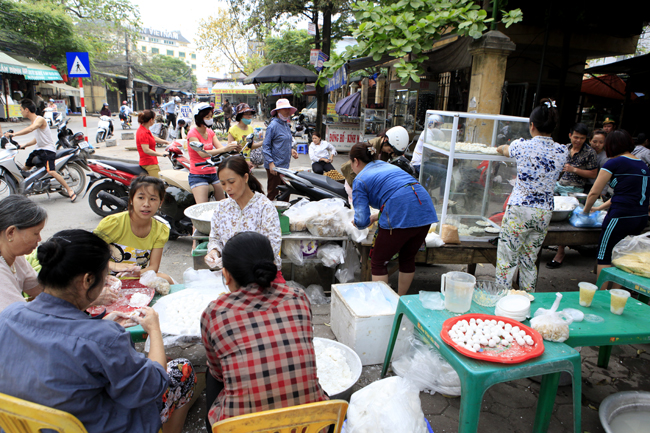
66,52 -> 91,77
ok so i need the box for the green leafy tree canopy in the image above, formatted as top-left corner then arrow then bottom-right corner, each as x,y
318,0 -> 522,86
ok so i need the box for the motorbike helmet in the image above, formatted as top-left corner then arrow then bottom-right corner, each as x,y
427,114 -> 443,128
385,126 -> 410,155
192,102 -> 211,116
122,101 -> 127,105
103,102 -> 109,107
174,96 -> 181,103
390,155 -> 416,176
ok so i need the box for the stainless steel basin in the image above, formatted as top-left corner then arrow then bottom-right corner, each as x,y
599,391 -> 650,433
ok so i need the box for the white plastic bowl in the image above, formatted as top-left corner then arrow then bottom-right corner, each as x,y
184,202 -> 221,235
314,337 -> 362,401
495,295 -> 531,321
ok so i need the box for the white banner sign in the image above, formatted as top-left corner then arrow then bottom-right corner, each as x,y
326,124 -> 360,152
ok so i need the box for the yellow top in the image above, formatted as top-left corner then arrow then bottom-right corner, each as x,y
229,124 -> 255,158
94,211 -> 169,269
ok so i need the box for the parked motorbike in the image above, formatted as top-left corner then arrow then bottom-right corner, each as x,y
43,108 -> 63,129
151,113 -> 169,146
275,167 -> 349,205
166,142 -> 191,171
96,115 -> 113,143
291,113 -> 315,144
0,131 -> 88,199
84,159 -> 145,217
211,110 -> 226,132
56,119 -> 95,157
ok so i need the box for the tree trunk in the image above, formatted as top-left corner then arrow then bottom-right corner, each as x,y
315,3 -> 333,136
125,31 -> 134,110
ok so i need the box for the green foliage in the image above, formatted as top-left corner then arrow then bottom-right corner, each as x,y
265,30 -> 315,68
136,55 -> 197,91
318,0 -> 523,86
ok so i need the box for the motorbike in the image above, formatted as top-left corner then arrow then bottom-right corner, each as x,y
275,167 -> 349,205
56,119 -> 95,157
43,108 -> 63,129
291,113 -> 315,144
166,142 -> 191,171
96,116 -> 113,143
119,112 -> 133,130
211,110 -> 226,132
0,131 -> 88,199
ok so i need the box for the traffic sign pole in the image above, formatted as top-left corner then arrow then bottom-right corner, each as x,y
78,77 -> 88,143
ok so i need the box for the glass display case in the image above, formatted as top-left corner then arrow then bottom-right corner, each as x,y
420,110 -> 531,241
361,108 -> 387,141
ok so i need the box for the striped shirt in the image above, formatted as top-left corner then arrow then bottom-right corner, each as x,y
603,155 -> 650,217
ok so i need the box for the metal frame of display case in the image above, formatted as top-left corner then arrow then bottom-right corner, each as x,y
422,110 -> 531,241
361,108 -> 388,141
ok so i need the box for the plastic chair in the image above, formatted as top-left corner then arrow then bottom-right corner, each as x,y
296,144 -> 308,154
211,400 -> 348,433
0,392 -> 88,433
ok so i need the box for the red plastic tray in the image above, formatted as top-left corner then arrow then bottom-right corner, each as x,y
87,279 -> 154,326
440,314 -> 545,364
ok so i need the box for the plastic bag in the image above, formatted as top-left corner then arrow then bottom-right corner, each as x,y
139,270 -> 170,295
284,198 -> 345,232
183,267 -> 222,291
553,196 -> 579,211
425,232 -> 444,248
338,283 -> 395,316
338,208 -> 369,243
317,243 -> 346,267
392,331 -> 461,396
568,206 -> 603,228
530,293 -> 573,342
150,283 -> 229,347
335,242 -> 361,283
345,376 -> 428,433
440,224 -> 460,244
304,284 -> 330,304
306,213 -> 347,237
419,291 -> 444,310
612,232 -> 650,278
282,240 -> 304,266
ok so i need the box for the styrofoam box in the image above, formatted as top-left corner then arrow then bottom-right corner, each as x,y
331,281 -> 413,366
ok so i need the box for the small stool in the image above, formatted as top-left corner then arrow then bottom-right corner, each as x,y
296,144 -> 308,154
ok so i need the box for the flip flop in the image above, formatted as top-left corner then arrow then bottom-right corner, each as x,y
70,192 -> 78,203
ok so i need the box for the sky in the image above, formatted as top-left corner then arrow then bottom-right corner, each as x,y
131,0 -> 311,83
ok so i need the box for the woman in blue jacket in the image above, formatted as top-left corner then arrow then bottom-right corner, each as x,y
350,142 -> 438,295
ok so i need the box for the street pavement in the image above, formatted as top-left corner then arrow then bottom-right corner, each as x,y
2,116 -> 649,432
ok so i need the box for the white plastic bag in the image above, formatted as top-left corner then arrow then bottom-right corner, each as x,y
183,267 -> 221,291
612,232 -> 650,278
306,214 -> 347,237
335,242 -> 361,283
419,291 -> 444,310
338,283 -> 395,316
282,240 -> 304,266
530,292 -> 573,342
338,208 -> 369,243
317,243 -> 346,267
345,376 -> 428,433
139,270 -> 170,295
425,232 -> 444,248
392,331 -> 461,396
304,284 -> 329,305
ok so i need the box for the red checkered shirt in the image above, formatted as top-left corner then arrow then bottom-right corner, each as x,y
201,282 -> 328,424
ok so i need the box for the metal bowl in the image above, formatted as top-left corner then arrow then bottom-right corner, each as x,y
551,209 -> 573,222
472,280 -> 509,307
599,391 -> 650,433
569,192 -> 588,205
272,201 -> 292,212
184,202 -> 221,235
313,337 -> 362,402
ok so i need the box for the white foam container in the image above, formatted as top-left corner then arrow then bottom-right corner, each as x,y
331,281 -> 413,366
495,295 -> 531,322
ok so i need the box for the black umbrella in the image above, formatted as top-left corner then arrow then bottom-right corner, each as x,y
244,63 -> 317,84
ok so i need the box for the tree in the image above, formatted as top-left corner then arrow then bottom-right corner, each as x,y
134,55 -> 197,91
318,0 -> 522,86
265,30 -> 315,68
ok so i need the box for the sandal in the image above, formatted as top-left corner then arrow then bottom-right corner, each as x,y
70,192 -> 78,203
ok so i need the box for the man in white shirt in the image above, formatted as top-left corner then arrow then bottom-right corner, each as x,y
3,99 -> 76,201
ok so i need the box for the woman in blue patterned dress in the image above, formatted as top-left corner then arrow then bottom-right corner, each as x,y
494,100 -> 568,291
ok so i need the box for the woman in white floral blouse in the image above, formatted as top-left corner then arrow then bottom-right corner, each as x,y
205,156 -> 283,276
494,99 -> 568,291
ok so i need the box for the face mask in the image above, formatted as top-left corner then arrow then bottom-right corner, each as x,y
242,118 -> 252,125
278,113 -> 290,122
203,118 -> 214,127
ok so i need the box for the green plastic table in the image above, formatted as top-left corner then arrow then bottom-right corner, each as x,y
381,295 -> 582,433
531,291 -> 650,368
595,266 -> 650,303
128,284 -> 186,343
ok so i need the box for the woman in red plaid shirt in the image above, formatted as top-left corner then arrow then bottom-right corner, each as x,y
200,232 -> 327,429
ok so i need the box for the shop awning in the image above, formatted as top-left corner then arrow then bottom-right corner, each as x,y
581,74 -> 637,100
40,82 -> 81,96
585,53 -> 650,75
11,55 -> 63,81
0,52 -> 28,75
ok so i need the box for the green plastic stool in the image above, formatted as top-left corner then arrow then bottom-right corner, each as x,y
381,296 -> 582,433
594,267 -> 650,367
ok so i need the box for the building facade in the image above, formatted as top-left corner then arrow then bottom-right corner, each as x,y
136,27 -> 197,74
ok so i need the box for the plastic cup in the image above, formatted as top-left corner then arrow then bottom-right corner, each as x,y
578,282 -> 598,307
609,289 -> 630,315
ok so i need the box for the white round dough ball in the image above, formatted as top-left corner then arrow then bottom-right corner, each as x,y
504,323 -> 512,331
473,343 -> 481,351
518,330 -> 527,337
488,339 -> 497,347
479,337 -> 489,346
497,320 -> 505,327
500,338 -> 509,346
